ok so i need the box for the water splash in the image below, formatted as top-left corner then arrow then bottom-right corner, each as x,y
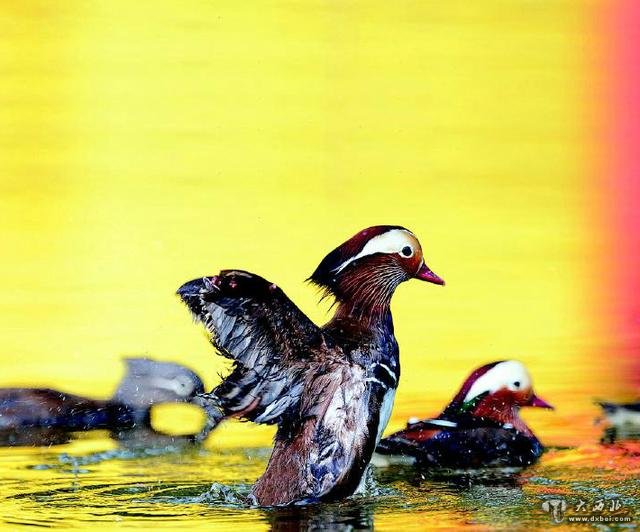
196,482 -> 254,507
31,443 -> 195,475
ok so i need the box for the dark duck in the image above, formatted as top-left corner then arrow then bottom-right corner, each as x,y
597,399 -> 640,442
0,358 -> 204,445
177,225 -> 444,506
376,360 -> 553,469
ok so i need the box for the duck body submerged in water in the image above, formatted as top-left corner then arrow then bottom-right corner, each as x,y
377,360 -> 553,469
0,358 -> 204,445
177,225 -> 444,506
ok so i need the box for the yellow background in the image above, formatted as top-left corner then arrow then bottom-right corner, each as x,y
0,1 -> 615,447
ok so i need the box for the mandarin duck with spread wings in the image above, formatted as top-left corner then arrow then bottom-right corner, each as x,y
176,225 -> 444,506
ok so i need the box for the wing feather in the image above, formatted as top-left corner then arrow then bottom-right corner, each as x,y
177,270 -> 323,427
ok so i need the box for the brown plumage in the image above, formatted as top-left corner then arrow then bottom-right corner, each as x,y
178,226 -> 444,505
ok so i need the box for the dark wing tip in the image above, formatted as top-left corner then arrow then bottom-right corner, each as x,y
176,277 -> 216,298
215,270 -> 284,300
176,271 -> 285,317
176,277 -> 215,321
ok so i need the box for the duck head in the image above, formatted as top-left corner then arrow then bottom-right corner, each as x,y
444,360 -> 553,432
111,358 -> 205,414
309,225 -> 444,317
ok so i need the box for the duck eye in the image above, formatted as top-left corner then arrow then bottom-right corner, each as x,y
513,381 -> 520,388
401,246 -> 412,257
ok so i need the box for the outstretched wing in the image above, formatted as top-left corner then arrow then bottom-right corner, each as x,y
177,270 -> 323,428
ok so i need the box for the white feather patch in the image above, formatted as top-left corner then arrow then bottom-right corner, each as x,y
463,360 -> 532,402
375,389 -> 397,444
423,418 -> 458,428
333,229 -> 417,274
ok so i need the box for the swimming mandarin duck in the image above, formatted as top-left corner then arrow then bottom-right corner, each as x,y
0,358 -> 204,445
177,225 -> 444,506
377,360 -> 553,469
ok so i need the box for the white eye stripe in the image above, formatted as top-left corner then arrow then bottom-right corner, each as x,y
463,360 -> 532,402
332,229 -> 417,274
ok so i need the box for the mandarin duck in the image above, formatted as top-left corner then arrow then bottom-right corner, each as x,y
377,360 -> 553,469
177,225 -> 444,505
0,358 -> 204,445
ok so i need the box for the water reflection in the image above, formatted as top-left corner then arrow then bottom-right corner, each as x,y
265,500 -> 375,532
0,424 -> 201,449
0,440 -> 637,530
0,427 -> 73,447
